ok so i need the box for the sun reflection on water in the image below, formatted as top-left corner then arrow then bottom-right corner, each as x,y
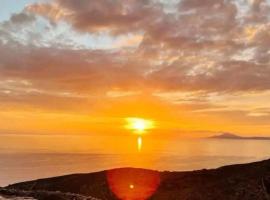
137,136 -> 142,152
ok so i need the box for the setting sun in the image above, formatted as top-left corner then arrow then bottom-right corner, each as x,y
125,118 -> 155,133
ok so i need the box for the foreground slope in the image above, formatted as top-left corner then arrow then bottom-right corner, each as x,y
2,159 -> 270,199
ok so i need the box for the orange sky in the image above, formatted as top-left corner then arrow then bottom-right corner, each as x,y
1,91 -> 270,137
0,0 -> 270,150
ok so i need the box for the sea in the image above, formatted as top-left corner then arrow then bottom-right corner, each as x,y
0,138 -> 270,187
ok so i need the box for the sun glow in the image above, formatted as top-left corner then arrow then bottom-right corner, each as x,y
125,118 -> 155,133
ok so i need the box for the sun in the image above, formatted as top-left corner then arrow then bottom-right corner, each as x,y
125,117 -> 155,133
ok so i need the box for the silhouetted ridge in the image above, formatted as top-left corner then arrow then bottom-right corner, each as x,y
2,160 -> 270,199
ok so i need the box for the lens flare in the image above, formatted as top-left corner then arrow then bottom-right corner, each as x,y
107,168 -> 160,200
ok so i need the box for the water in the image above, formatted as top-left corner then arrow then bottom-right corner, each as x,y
0,138 -> 270,186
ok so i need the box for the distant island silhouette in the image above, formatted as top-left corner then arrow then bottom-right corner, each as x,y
209,132 -> 270,140
2,159 -> 270,199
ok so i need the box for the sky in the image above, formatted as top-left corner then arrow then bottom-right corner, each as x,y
0,0 -> 270,146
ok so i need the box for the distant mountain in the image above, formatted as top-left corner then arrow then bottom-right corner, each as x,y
3,159 -> 270,199
209,132 -> 270,140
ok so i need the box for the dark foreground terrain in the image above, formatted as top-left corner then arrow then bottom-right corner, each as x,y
2,159 -> 270,200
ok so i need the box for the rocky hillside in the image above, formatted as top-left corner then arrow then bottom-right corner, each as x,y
2,159 -> 270,199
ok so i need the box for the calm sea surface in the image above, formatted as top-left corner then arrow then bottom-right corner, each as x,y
0,138 -> 270,186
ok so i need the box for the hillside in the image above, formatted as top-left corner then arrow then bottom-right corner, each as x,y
2,159 -> 270,199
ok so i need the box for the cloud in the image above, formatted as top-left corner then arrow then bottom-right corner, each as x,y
0,0 -> 270,118
10,12 -> 36,24
148,59 -> 270,92
0,39 -> 149,96
27,0 -> 163,34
